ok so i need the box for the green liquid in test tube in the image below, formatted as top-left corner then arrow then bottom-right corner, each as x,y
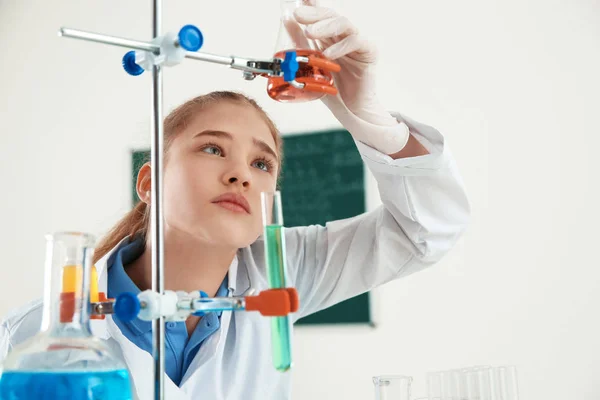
261,191 -> 292,372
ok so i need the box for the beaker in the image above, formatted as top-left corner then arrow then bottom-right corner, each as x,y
373,375 -> 413,400
267,0 -> 335,102
0,232 -> 134,399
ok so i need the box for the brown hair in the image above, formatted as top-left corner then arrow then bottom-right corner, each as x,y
93,91 -> 282,263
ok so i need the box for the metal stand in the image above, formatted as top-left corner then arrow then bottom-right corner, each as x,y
150,1 -> 166,398
56,3 -> 338,397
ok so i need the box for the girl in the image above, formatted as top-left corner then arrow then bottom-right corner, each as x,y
0,5 -> 470,400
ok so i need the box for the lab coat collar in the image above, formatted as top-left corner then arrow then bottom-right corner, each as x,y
228,249 -> 251,296
106,313 -> 189,399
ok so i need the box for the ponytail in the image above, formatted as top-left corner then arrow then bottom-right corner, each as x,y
93,201 -> 149,264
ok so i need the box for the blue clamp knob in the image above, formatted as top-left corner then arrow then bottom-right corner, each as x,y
281,51 -> 299,82
114,292 -> 141,322
178,25 -> 203,51
191,290 -> 209,317
122,51 -> 144,76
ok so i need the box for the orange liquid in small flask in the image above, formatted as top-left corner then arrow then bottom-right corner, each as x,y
267,0 -> 336,103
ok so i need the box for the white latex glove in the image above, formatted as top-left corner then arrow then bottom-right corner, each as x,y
293,5 -> 410,154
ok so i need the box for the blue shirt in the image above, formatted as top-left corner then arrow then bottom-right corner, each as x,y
107,235 -> 229,386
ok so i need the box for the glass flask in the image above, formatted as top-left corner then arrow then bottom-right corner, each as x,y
0,232 -> 134,400
373,375 -> 413,400
267,0 -> 335,102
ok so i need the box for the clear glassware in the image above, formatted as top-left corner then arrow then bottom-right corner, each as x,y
0,232 -> 134,399
373,375 -> 413,400
491,366 -> 519,400
261,191 -> 293,372
426,365 -> 519,400
267,0 -> 335,102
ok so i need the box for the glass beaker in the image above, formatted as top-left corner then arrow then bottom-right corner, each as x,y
373,375 -> 413,400
267,0 -> 335,102
0,232 -> 134,399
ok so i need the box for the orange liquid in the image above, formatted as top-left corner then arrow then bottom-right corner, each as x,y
267,49 -> 334,103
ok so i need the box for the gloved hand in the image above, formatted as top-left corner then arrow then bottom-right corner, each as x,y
293,4 -> 410,154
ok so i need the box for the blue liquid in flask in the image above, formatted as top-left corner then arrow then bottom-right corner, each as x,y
0,232 -> 134,400
0,369 -> 132,400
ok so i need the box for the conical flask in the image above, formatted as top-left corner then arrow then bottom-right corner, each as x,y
267,0 -> 336,102
0,232 -> 134,399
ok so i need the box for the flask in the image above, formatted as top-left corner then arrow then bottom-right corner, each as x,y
0,232 -> 134,399
267,0 -> 337,102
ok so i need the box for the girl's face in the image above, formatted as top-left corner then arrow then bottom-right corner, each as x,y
161,101 -> 280,248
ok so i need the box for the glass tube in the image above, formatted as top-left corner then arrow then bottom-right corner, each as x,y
492,366 -> 519,400
427,365 -> 518,400
261,191 -> 293,371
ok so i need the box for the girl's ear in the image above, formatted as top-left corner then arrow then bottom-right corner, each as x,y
136,163 -> 152,205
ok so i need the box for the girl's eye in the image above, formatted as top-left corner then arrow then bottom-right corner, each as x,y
200,144 -> 223,156
252,158 -> 275,172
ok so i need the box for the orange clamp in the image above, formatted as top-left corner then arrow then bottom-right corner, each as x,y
285,288 -> 299,313
301,81 -> 338,96
306,56 -> 341,73
245,288 -> 300,317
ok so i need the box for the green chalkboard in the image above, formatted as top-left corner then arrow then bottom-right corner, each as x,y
131,129 -> 371,325
132,151 -> 148,205
277,130 -> 370,325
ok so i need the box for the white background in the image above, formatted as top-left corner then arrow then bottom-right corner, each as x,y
1,0 -> 599,399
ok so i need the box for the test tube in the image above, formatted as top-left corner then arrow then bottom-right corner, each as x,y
446,369 -> 463,399
465,367 -> 493,400
373,375 -> 412,400
492,366 -> 519,400
428,366 -> 494,400
427,369 -> 459,400
427,365 -> 519,400
261,191 -> 292,372
426,370 -> 442,399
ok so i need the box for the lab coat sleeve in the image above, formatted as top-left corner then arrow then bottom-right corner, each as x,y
0,322 -> 12,361
285,112 -> 471,321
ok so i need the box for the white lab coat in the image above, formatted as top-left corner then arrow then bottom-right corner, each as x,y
0,112 -> 470,400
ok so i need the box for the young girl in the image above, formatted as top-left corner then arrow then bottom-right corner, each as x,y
0,5 -> 470,400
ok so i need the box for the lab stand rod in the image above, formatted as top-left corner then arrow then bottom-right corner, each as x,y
58,28 -> 273,73
58,7 -> 294,398
184,51 -> 233,65
58,28 -> 161,54
150,0 -> 166,399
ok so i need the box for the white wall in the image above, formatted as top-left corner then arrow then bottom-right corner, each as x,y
1,0 -> 599,399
